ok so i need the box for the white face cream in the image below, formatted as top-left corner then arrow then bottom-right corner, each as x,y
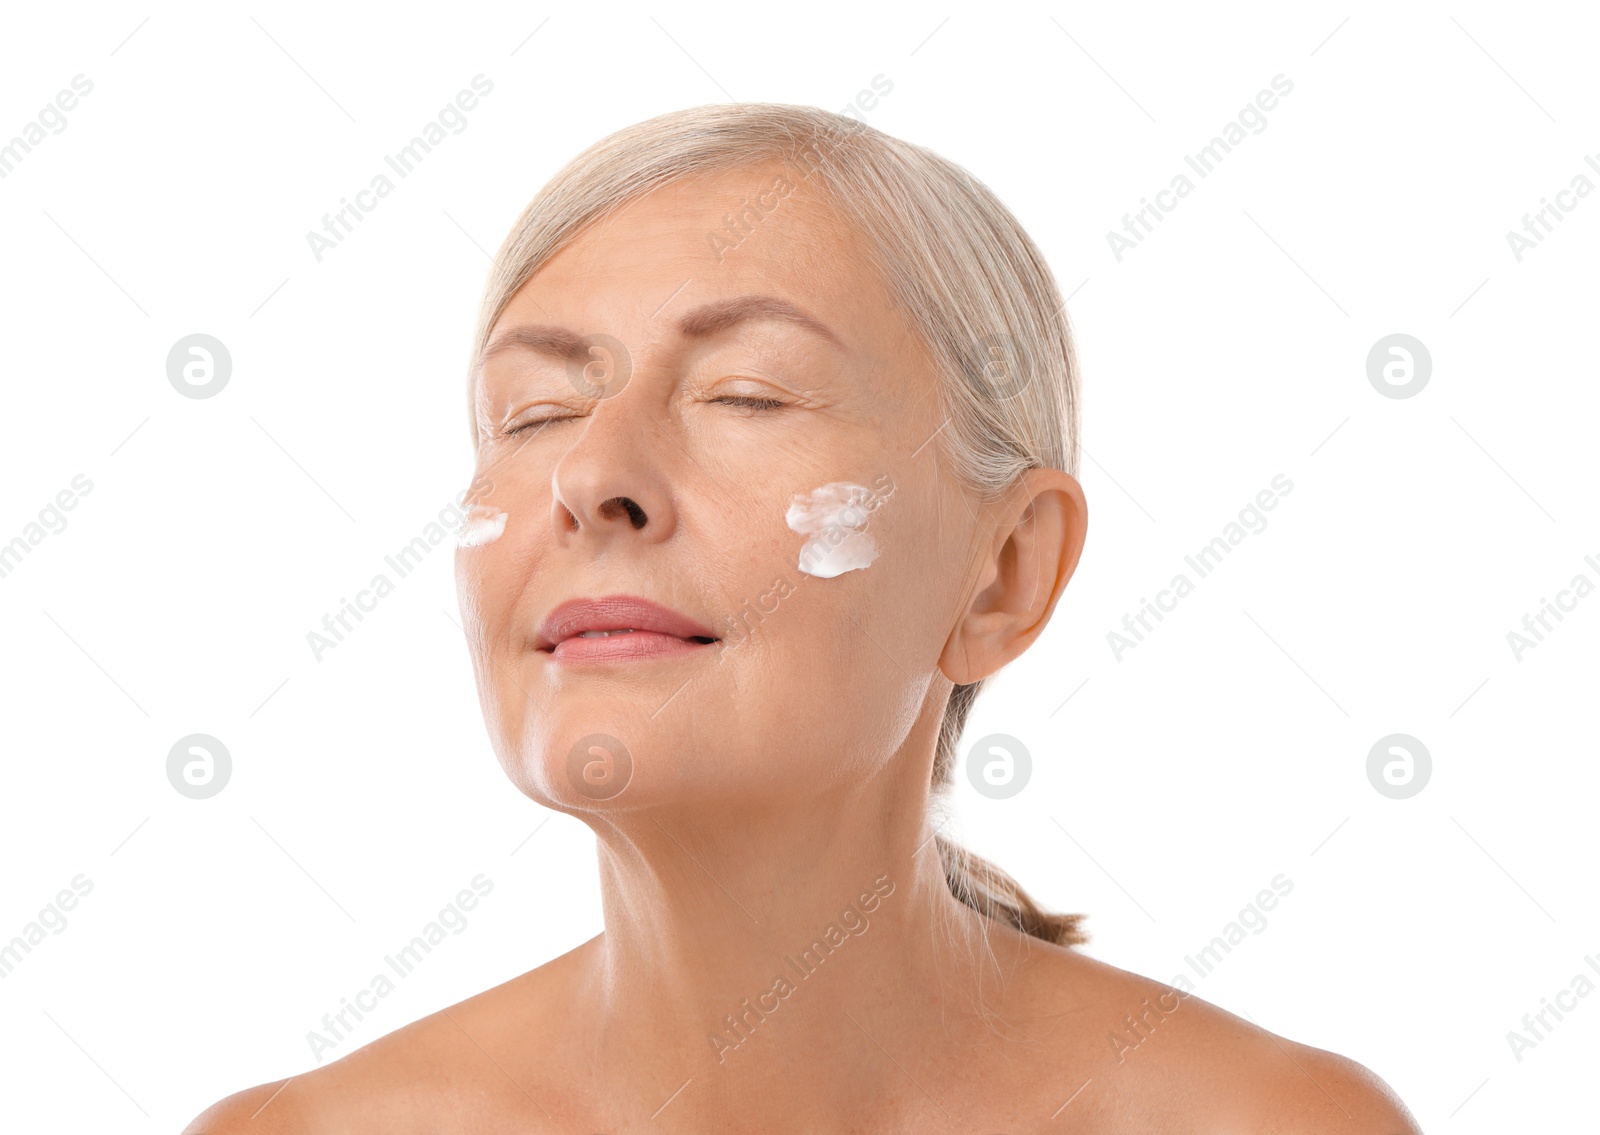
786,482 -> 879,578
457,505 -> 508,548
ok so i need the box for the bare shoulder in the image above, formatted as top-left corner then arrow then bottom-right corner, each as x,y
1012,941 -> 1422,1133
180,938 -> 594,1134
1246,1036 -> 1423,1133
181,1079 -> 299,1135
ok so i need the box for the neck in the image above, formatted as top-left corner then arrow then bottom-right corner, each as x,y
564,732 -> 1040,1128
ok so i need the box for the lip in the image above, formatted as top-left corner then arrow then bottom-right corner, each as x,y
535,594 -> 720,663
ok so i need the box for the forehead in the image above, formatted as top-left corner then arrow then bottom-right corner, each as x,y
492,162 -> 901,351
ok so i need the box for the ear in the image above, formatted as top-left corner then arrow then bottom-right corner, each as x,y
938,469 -> 1087,685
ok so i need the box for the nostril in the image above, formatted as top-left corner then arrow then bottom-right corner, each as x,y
600,496 -> 647,529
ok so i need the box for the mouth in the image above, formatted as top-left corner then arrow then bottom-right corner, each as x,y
535,594 -> 721,663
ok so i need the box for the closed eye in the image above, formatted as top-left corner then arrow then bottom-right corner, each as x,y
505,413 -> 582,437
503,395 -> 783,437
711,395 -> 785,410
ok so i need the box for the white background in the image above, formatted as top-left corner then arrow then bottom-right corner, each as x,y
1,1 -> 1595,1130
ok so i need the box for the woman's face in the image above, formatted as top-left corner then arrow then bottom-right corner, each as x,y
457,162 -> 991,813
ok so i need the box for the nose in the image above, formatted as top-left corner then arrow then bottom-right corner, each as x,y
548,402 -> 675,545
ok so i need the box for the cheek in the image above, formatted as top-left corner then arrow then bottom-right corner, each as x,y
785,481 -> 883,579
457,454 -> 544,605
457,503 -> 508,547
776,568 -> 938,779
855,476 -> 964,655
454,474 -> 541,645
766,477 -> 943,675
459,530 -> 532,630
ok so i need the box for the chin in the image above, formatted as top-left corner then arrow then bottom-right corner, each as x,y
510,712 -> 817,818
493,710 -> 657,814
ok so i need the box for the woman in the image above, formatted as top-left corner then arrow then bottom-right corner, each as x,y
188,104 -> 1419,1133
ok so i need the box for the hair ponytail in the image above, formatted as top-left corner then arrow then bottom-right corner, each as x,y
934,680 -> 1088,947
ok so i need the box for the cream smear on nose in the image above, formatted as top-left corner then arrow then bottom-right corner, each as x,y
457,505 -> 508,548
786,482 -> 879,578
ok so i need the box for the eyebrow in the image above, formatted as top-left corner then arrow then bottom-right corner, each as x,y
479,325 -> 590,365
675,294 -> 843,348
478,294 -> 844,369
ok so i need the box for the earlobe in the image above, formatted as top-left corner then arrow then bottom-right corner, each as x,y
937,469 -> 1087,686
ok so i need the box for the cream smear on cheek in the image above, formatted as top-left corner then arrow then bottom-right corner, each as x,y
457,505 -> 508,548
786,482 -> 879,578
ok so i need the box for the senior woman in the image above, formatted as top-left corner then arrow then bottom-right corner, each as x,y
187,104 -> 1419,1134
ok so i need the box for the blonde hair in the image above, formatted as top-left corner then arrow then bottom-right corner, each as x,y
467,103 -> 1086,948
